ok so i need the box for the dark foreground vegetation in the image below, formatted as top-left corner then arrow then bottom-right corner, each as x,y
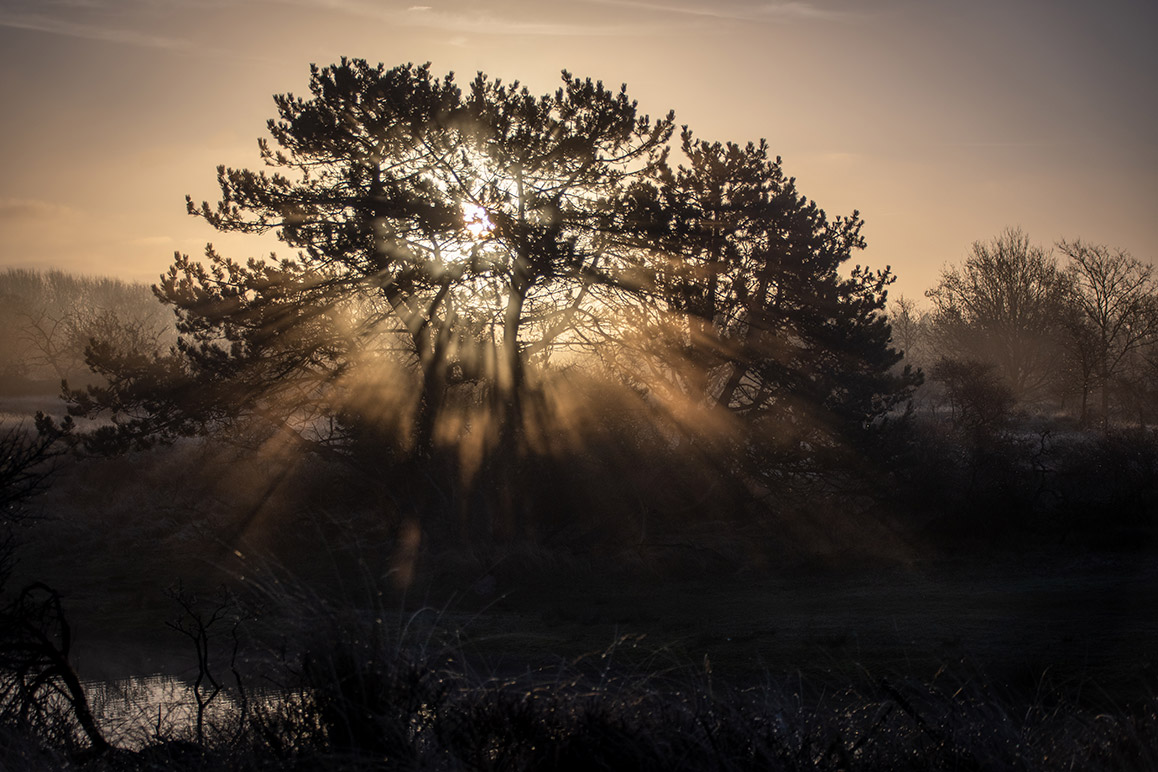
1,418 -> 1153,770
3,585 -> 1156,771
1,58 -> 1156,768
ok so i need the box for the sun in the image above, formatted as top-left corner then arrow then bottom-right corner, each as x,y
462,202 -> 494,240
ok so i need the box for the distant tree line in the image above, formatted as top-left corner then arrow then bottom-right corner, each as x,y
893,228 -> 1158,432
0,269 -> 172,392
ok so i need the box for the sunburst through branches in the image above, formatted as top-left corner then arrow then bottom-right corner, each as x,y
66,59 -> 918,545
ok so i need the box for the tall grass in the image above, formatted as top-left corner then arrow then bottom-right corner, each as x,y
2,577 -> 1155,771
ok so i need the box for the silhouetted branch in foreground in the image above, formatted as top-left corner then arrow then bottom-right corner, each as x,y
165,582 -> 249,747
0,582 -> 111,760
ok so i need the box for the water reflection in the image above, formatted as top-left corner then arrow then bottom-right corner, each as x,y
84,675 -> 243,749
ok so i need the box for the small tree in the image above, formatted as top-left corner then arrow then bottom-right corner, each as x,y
0,269 -> 171,391
0,416 -> 72,588
0,583 -> 111,758
888,296 -> 933,370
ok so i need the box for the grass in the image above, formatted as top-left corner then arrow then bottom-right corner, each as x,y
3,602 -> 1155,771
5,522 -> 1157,769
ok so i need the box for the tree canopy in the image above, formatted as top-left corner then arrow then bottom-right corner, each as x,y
615,131 -> 914,468
1058,240 -> 1158,426
925,228 -> 1070,402
68,59 -> 916,536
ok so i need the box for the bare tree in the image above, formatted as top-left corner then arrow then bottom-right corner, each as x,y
889,295 -> 933,370
1058,240 -> 1158,427
0,269 -> 171,385
926,228 -> 1071,403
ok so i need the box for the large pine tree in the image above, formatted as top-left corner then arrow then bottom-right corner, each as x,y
72,59 -> 673,462
68,59 -> 917,534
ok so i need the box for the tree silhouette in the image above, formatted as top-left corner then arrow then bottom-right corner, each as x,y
74,60 -> 672,462
1057,240 -> 1158,427
68,59 -> 917,537
926,228 -> 1070,403
617,132 -> 917,476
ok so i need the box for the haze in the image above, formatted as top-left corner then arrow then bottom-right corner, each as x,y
0,0 -> 1154,299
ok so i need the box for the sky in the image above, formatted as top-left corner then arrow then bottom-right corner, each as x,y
0,0 -> 1154,302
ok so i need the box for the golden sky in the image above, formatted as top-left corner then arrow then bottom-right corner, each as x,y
1,0 -> 1154,301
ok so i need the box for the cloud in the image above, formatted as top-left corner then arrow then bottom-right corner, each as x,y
0,199 -> 78,221
272,0 -> 652,36
0,2 -> 282,63
0,9 -> 191,50
327,0 -> 858,39
0,0 -> 843,50
579,0 -> 851,23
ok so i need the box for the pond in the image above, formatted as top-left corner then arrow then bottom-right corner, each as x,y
84,675 -> 248,750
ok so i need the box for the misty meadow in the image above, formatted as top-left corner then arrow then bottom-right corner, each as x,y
1,60 -> 1155,770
